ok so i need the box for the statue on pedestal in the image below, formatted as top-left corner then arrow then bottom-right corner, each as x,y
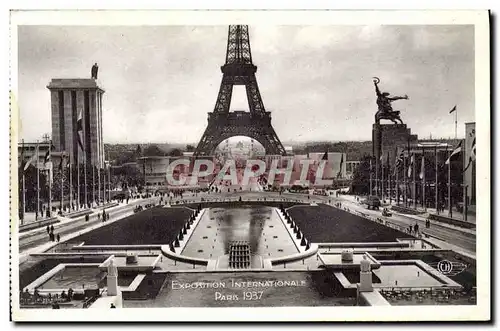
360,254 -> 371,272
107,259 -> 117,277
373,77 -> 408,125
91,63 -> 99,79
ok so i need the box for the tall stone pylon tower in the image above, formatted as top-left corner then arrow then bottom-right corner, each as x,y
194,25 -> 286,156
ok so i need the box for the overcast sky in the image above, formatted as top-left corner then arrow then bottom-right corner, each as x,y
17,25 -> 474,144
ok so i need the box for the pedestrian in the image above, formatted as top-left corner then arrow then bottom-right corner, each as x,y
46,225 -> 50,234
98,214 -> 101,222
85,214 -> 89,222
50,225 -> 54,233
56,234 -> 60,242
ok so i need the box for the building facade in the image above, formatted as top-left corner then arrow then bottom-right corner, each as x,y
47,78 -> 105,168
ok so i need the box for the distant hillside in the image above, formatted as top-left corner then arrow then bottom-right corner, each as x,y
289,141 -> 372,161
105,137 -> 463,164
288,137 -> 462,162
104,143 -> 187,165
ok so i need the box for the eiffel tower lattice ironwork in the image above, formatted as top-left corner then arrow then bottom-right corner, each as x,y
194,25 -> 286,156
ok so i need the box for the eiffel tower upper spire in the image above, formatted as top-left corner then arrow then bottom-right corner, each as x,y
194,25 -> 286,156
225,25 -> 253,65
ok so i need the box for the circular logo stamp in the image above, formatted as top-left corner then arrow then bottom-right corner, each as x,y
437,260 -> 454,275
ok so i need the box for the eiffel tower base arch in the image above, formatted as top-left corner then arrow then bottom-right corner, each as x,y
195,112 -> 285,156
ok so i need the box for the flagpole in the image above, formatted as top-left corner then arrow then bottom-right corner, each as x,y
388,154 -> 392,204
396,154 -> 399,205
77,157 -> 81,210
412,151 -> 416,209
102,165 -> 105,203
60,154 -> 64,213
107,157 -> 111,203
84,154 -> 88,208
422,147 -> 426,211
448,149 -> 452,218
69,163 -> 72,211
406,138 -> 410,207
403,150 -> 407,207
435,145 -> 439,215
381,154 -> 384,201
376,156 -> 379,197
36,140 -> 40,219
92,165 -> 95,206
21,139 -> 26,224
22,172 -> 26,225
369,157 -> 373,195
48,163 -> 52,217
463,141 -> 467,222
455,109 -> 458,140
98,166 -> 101,205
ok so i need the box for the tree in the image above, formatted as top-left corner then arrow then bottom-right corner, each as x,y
186,144 -> 195,152
350,154 -> 372,195
113,164 -> 144,189
143,144 -> 167,157
114,151 -> 137,165
168,148 -> 183,157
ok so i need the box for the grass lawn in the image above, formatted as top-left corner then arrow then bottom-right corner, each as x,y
71,206 -> 193,245
288,204 -> 404,243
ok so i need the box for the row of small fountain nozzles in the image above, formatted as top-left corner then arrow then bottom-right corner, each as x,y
230,245 -> 249,251
230,256 -> 250,262
231,248 -> 250,255
230,262 -> 250,269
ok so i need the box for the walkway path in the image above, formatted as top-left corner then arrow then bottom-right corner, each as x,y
18,197 -> 159,256
335,195 -> 475,256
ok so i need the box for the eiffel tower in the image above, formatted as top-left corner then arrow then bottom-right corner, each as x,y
194,25 -> 286,156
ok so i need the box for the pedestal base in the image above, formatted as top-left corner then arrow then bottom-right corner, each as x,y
359,271 -> 373,292
107,275 -> 119,296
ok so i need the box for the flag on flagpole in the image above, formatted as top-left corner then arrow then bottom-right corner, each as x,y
445,141 -> 462,165
58,153 -> 67,171
44,148 -> 51,164
77,109 -> 84,151
419,154 -> 425,180
321,150 -> 328,160
407,154 -> 414,178
463,138 -> 476,172
394,150 -> 404,168
393,150 -> 403,176
449,105 -> 457,114
24,153 -> 37,171
19,140 -> 26,171
47,160 -> 53,184
336,153 -> 344,178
